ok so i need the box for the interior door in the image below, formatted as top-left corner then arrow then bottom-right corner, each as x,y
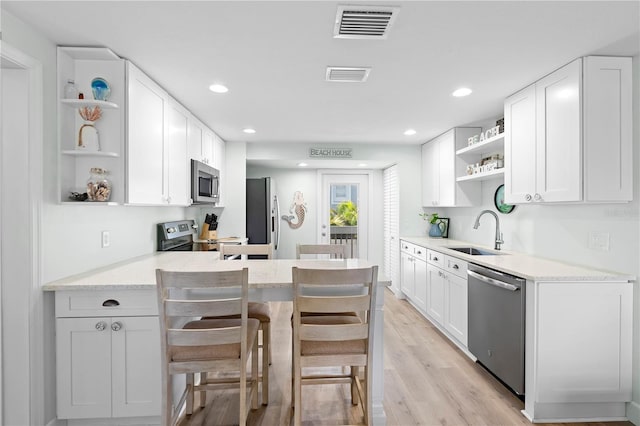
319,173 -> 368,259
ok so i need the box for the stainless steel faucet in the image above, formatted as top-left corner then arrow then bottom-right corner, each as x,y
473,210 -> 504,250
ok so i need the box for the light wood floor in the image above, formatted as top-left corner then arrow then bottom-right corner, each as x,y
179,289 -> 632,426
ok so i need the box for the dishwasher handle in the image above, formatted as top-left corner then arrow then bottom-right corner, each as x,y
468,270 -> 520,292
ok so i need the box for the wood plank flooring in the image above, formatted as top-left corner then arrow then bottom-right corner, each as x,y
179,289 -> 632,426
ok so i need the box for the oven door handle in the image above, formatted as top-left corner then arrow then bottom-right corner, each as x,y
468,270 -> 520,291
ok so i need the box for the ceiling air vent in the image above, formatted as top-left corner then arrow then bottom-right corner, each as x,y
326,67 -> 371,83
334,5 -> 399,39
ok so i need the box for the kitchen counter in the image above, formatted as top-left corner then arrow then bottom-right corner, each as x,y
400,237 -> 634,281
42,252 -> 384,291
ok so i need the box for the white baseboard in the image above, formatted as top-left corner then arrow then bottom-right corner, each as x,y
627,401 -> 640,425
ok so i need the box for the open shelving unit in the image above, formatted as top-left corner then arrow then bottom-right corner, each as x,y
57,46 -> 126,204
455,133 -> 505,183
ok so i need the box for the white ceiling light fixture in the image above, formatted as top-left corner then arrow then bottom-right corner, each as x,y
403,129 -> 417,136
243,128 -> 256,134
358,163 -> 368,167
334,5 -> 399,39
297,162 -> 308,167
209,83 -> 229,93
326,66 -> 371,83
452,87 -> 473,97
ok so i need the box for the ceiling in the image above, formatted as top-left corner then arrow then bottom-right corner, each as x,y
3,1 -> 639,148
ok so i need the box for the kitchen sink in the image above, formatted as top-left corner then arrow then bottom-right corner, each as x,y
448,247 -> 502,255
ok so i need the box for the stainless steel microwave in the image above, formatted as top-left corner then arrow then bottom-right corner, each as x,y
191,159 -> 220,204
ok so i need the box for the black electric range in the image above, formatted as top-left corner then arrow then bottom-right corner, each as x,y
157,220 -> 218,252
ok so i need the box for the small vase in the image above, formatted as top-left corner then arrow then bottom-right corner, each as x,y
429,222 -> 443,238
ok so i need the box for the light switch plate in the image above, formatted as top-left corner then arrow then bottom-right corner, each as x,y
588,231 -> 609,251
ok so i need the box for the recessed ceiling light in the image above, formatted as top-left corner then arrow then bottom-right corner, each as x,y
358,163 -> 368,167
404,129 -> 417,136
209,84 -> 229,93
452,87 -> 472,97
243,128 -> 256,134
297,162 -> 308,167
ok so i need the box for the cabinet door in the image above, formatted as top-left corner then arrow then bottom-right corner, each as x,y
57,317 -> 112,419
166,101 -> 189,205
583,56 -> 632,202
202,130 -> 214,165
535,59 -> 581,202
400,252 -> 415,299
111,316 -> 161,417
504,84 -> 537,204
187,116 -> 204,162
421,141 -> 439,206
438,131 -> 455,206
213,134 -> 225,204
426,264 -> 445,325
413,258 -> 427,312
127,63 -> 166,204
444,273 -> 468,346
535,281 -> 632,403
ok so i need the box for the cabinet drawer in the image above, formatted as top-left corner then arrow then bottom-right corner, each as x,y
444,256 -> 467,279
427,249 -> 445,268
412,245 -> 427,262
400,240 -> 414,254
55,290 -> 158,318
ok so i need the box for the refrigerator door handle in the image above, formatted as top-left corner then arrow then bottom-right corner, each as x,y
274,195 -> 280,250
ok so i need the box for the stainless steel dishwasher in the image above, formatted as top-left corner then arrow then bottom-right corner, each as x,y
468,264 -> 526,395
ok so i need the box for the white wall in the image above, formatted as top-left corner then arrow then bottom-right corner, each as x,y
247,166 -> 317,259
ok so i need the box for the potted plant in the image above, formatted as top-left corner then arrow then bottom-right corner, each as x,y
420,212 -> 444,238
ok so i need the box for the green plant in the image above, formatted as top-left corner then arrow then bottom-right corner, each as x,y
330,201 -> 358,226
419,212 -> 439,224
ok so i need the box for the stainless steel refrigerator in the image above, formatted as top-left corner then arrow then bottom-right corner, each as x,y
246,177 -> 280,258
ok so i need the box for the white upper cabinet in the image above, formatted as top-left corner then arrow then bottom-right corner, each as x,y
126,62 -> 166,205
202,130 -> 215,166
126,62 -> 190,206
165,101 -> 189,206
504,56 -> 632,204
187,116 -> 204,163
422,128 -> 481,207
583,56 -> 633,202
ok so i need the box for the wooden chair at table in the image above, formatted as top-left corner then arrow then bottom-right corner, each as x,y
202,242 -> 272,406
296,243 -> 346,259
291,265 -> 378,426
155,268 -> 259,426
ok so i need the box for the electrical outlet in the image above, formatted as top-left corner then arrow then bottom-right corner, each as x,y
588,231 -> 609,251
101,231 -> 110,248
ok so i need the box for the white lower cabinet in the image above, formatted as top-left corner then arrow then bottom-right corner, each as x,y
425,254 -> 468,347
55,291 -> 161,422
400,241 -> 427,311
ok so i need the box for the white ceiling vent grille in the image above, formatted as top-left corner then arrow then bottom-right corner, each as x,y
326,67 -> 371,83
334,5 -> 399,39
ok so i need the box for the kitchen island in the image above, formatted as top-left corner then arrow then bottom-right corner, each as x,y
44,252 -> 389,425
399,237 -> 634,424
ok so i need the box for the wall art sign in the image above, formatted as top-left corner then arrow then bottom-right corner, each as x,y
468,125 -> 501,146
309,148 -> 353,158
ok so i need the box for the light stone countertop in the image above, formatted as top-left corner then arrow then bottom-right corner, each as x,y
43,252 -> 386,291
400,237 -> 635,282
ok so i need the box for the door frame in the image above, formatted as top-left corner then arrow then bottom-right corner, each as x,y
316,170 -> 373,259
0,41 -> 44,425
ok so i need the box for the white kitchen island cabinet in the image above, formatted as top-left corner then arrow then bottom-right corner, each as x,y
55,290 -> 160,424
504,56 -> 632,204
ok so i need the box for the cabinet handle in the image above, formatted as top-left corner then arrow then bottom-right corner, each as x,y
416,250 -> 422,255
433,256 -> 438,261
102,299 -> 120,307
525,194 -> 532,202
452,264 -> 459,270
534,193 -> 542,201
111,321 -> 123,332
438,270 -> 442,277
95,321 -> 107,331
